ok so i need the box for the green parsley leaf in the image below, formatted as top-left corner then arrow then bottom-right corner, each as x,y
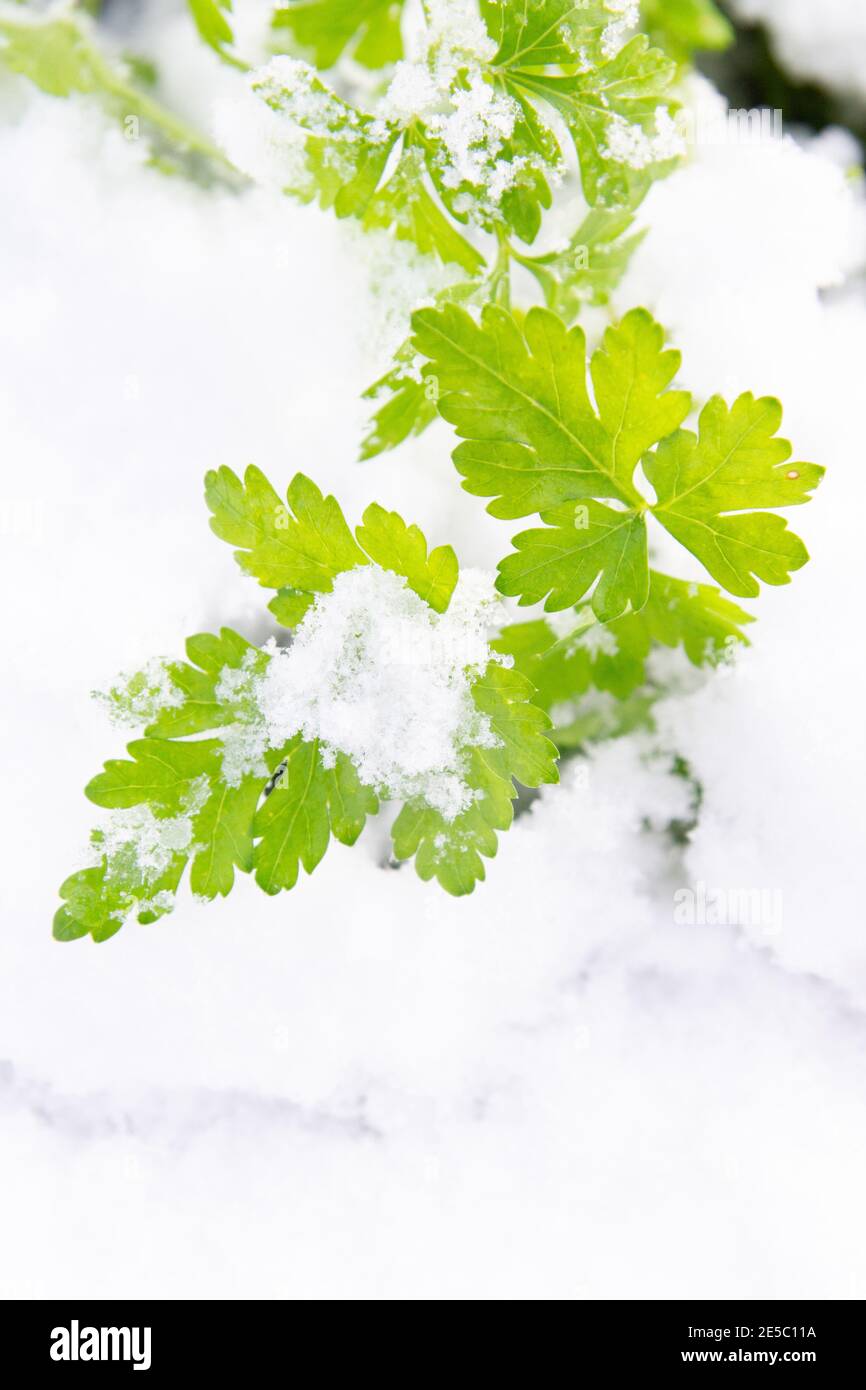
640,0 -> 733,62
355,504 -> 458,613
493,570 -> 752,750
147,629 -> 267,738
494,569 -> 753,708
512,207 -> 646,321
498,500 -> 650,621
391,664 -> 558,894
205,465 -> 367,602
483,0 -> 681,208
360,280 -> 489,461
55,734 -> 262,943
360,361 -> 440,462
413,302 -> 822,615
644,394 -> 824,597
251,59 -> 397,207
253,739 -> 378,893
187,0 -> 246,69
58,472 -> 557,936
271,0 -> 404,71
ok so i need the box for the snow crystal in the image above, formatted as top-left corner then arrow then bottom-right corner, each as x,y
211,84 -> 311,191
254,565 -> 502,820
380,61 -> 442,126
600,0 -> 640,59
95,775 -> 209,887
604,106 -> 686,170
251,57 -> 360,140
421,0 -> 497,77
215,650 -> 271,788
93,656 -> 182,728
428,75 -> 520,195
137,888 -> 177,917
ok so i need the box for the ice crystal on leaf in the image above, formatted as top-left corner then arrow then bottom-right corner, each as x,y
244,0 -> 680,254
93,657 -> 184,729
230,3 -> 689,462
257,566 -> 502,820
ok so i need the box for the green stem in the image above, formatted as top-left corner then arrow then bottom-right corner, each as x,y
490,229 -> 512,308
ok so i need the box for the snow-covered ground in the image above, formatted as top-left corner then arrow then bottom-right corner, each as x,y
729,0 -> 866,104
1,8 -> 866,1299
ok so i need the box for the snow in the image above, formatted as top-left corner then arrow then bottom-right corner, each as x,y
236,5 -> 552,223
98,793 -> 200,890
93,656 -> 182,728
255,565 -> 502,819
728,0 -> 866,105
214,650 -> 271,787
614,77 -> 865,402
604,105 -> 686,170
379,60 -> 442,125
421,0 -> 497,74
251,56 -> 362,138
84,774 -> 210,927
1,5 -> 866,1301
600,1 -> 641,60
428,75 -> 521,196
211,80 -> 312,191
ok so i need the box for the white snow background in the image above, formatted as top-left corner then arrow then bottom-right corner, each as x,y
1,3 -> 865,1299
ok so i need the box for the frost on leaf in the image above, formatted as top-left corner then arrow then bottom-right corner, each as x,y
56,472 -> 558,940
480,0 -> 683,207
412,302 -> 823,618
55,740 -> 261,943
93,657 -> 184,729
247,55 -> 484,271
256,566 -> 501,820
391,663 -> 559,895
247,0 -> 681,265
250,3 -> 688,463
